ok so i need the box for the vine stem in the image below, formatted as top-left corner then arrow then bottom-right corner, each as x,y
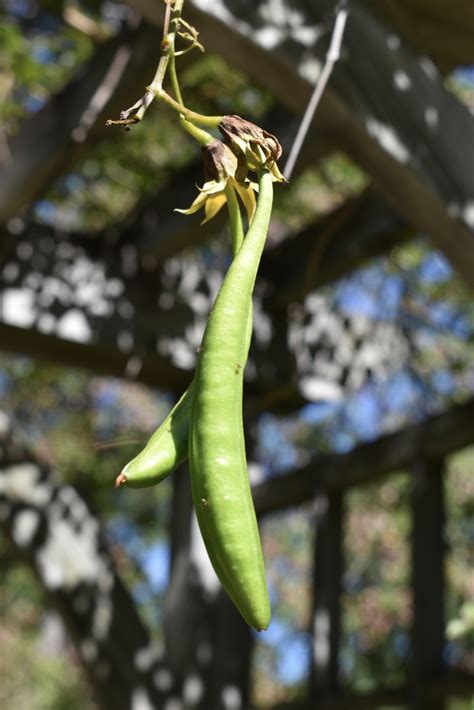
163,0 -> 172,36
106,0 -> 220,132
155,90 -> 222,127
166,7 -> 215,146
105,0 -> 182,127
147,0 -> 184,98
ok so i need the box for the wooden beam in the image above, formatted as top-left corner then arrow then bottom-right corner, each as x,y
272,671 -> 474,708
261,189 -> 409,306
363,0 -> 474,73
0,320 -> 304,411
0,322 -> 192,394
126,0 -> 474,289
253,397 -> 474,516
0,22 -> 160,225
310,492 -> 344,703
411,458 -> 446,710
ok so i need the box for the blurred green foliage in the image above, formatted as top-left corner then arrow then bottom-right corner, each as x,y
0,565 -> 97,709
0,15 -> 92,128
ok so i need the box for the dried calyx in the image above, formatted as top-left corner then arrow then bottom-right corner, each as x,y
218,115 -> 286,183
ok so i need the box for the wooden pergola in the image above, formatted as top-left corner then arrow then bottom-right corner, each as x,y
1,1 -> 473,708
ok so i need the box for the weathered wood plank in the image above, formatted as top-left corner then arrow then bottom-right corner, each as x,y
411,458 -> 446,710
261,189 -> 409,306
363,0 -> 474,73
0,22 -> 160,225
0,322 -> 192,394
253,397 -> 474,515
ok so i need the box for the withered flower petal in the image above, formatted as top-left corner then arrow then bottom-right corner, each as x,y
203,192 -> 227,223
175,139 -> 258,225
233,180 -> 257,223
202,140 -> 238,182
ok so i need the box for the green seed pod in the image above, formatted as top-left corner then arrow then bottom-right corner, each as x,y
189,169 -> 273,631
117,384 -> 193,488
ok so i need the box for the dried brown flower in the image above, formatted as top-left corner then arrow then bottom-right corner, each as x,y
218,115 -> 285,182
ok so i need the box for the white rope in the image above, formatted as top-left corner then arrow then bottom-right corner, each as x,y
284,2 -> 349,181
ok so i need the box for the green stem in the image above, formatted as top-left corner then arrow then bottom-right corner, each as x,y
164,8 -> 214,147
107,0 -> 185,126
151,0 -> 185,92
168,47 -> 183,104
180,119 -> 214,146
107,0 -> 222,132
154,89 -> 222,127
225,182 -> 244,257
169,61 -> 212,146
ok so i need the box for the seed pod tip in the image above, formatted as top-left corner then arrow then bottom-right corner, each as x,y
115,472 -> 128,488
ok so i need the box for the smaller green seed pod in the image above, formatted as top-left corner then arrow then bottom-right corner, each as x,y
116,384 -> 193,488
116,162 -> 251,491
